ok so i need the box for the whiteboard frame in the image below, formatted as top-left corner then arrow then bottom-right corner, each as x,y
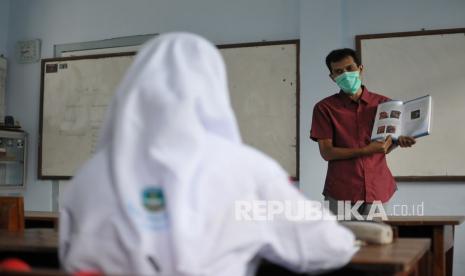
39,40 -> 300,180
356,28 -> 465,182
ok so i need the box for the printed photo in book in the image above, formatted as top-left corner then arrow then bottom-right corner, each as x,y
371,95 -> 432,141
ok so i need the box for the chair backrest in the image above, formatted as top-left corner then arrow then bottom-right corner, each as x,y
0,196 -> 25,231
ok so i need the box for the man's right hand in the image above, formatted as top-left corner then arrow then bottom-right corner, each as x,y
363,136 -> 392,155
317,136 -> 393,161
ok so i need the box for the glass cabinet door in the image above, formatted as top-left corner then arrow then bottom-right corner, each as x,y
0,130 -> 27,189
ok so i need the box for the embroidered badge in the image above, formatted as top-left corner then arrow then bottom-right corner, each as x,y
142,187 -> 165,212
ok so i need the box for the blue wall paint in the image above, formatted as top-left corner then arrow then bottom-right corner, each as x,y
343,0 -> 465,48
5,0 -> 299,211
5,0 -> 465,274
300,1 -> 465,275
299,0 -> 344,199
0,0 -> 9,56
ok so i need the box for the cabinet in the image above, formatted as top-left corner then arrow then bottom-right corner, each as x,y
0,130 -> 27,189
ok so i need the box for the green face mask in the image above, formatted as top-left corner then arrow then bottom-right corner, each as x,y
335,71 -> 362,95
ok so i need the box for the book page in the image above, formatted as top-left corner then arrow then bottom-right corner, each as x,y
371,100 -> 404,141
401,95 -> 432,138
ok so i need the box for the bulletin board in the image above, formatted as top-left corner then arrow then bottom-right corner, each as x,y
39,40 -> 300,180
356,28 -> 465,181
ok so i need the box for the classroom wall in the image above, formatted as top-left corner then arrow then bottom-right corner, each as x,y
0,0 -> 9,56
299,1 -> 465,275
4,0 -> 465,274
5,0 -> 299,210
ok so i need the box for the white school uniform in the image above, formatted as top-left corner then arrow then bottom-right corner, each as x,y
59,32 -> 357,275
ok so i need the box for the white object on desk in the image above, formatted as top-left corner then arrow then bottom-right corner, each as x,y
341,221 -> 393,245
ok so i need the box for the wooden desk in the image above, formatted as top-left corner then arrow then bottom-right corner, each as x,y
0,230 -> 432,276
0,229 -> 59,268
0,268 -> 67,276
382,216 -> 465,276
256,238 -> 431,276
345,238 -> 431,276
24,211 -> 59,230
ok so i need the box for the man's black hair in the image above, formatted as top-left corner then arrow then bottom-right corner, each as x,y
325,48 -> 361,73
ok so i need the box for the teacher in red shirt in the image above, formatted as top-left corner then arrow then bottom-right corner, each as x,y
310,48 -> 416,216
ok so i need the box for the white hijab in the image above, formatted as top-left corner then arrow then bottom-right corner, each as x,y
59,33 -> 357,275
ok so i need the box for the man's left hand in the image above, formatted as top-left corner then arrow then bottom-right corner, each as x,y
397,136 -> 416,147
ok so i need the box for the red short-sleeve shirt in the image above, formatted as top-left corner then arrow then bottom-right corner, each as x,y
310,87 -> 396,203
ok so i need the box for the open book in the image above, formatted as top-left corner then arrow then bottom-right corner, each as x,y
371,95 -> 432,141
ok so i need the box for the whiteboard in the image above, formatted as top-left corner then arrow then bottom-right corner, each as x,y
39,41 -> 299,179
356,29 -> 465,180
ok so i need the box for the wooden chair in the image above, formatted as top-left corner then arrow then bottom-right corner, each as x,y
0,196 -> 25,231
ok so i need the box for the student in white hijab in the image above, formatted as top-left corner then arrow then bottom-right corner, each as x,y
59,32 -> 357,275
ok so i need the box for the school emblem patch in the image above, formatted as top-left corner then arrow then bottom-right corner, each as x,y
142,187 -> 165,212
